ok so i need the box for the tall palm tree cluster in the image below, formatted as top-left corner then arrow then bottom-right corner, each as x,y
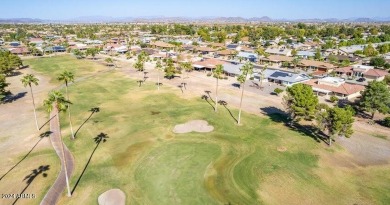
21,70 -> 76,196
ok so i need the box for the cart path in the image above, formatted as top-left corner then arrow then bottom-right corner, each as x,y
40,110 -> 74,205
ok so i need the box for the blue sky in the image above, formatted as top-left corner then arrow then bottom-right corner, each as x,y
1,0 -> 389,19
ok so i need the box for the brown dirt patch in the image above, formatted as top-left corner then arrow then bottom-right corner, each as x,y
173,120 -> 214,134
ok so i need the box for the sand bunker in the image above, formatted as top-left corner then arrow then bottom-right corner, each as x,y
277,146 -> 287,152
98,189 -> 126,205
173,120 -> 214,133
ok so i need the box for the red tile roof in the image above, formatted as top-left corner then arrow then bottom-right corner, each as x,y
335,66 -> 353,73
305,79 -> 365,95
193,58 -> 225,69
9,47 -> 29,54
364,69 -> 389,77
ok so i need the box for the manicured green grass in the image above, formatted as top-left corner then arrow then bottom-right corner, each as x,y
25,55 -> 107,83
25,56 -> 390,205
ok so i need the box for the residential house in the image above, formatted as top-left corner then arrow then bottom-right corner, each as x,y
240,46 -> 254,53
150,41 -> 175,50
265,46 -> 292,56
222,62 -> 243,77
305,77 -> 365,99
85,40 -> 103,45
296,51 -> 315,59
29,38 -> 44,46
265,70 -> 311,86
298,59 -> 335,74
9,41 -> 21,47
325,55 -> 361,64
193,58 -> 225,71
210,42 -> 225,48
259,55 -> 294,66
336,65 -> 389,81
226,44 -> 241,51
176,39 -> 193,45
8,47 -> 30,55
339,45 -> 365,54
216,50 -> 237,58
195,46 -> 217,55
237,52 -> 258,62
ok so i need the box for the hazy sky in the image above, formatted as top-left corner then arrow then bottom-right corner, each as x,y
1,0 -> 389,19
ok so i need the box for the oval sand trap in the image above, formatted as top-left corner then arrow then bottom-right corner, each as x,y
173,120 -> 214,134
98,189 -> 126,205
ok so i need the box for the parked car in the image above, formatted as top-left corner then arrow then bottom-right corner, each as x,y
357,77 -> 366,82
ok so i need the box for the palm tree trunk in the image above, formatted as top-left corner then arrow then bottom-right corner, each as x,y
56,108 -> 72,197
237,83 -> 245,125
329,135 -> 332,146
157,71 -> 160,90
65,86 -> 75,140
260,77 -> 263,89
371,111 -> 376,119
215,78 -> 218,112
29,85 -> 39,131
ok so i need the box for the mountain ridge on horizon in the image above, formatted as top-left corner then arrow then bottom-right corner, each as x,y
1,15 -> 390,23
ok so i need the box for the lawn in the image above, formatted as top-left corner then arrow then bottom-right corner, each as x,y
25,55 -> 108,83
15,55 -> 390,205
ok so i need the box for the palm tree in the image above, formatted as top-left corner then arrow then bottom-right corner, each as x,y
259,66 -> 267,89
180,62 -> 193,90
155,60 -> 163,90
237,62 -> 254,125
213,64 -> 224,112
292,58 -> 301,73
43,91 -> 72,197
21,74 -> 40,130
134,60 -> 145,86
57,71 -> 75,140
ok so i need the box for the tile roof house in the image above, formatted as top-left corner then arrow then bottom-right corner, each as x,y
193,58 -> 225,71
259,55 -> 294,66
299,59 -> 335,73
195,46 -> 217,54
8,47 -> 30,55
335,65 -> 389,81
217,49 -> 237,56
29,38 -> 44,45
150,41 -> 175,49
210,42 -> 225,48
325,55 -> 361,63
240,46 -> 255,53
305,77 -> 365,99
